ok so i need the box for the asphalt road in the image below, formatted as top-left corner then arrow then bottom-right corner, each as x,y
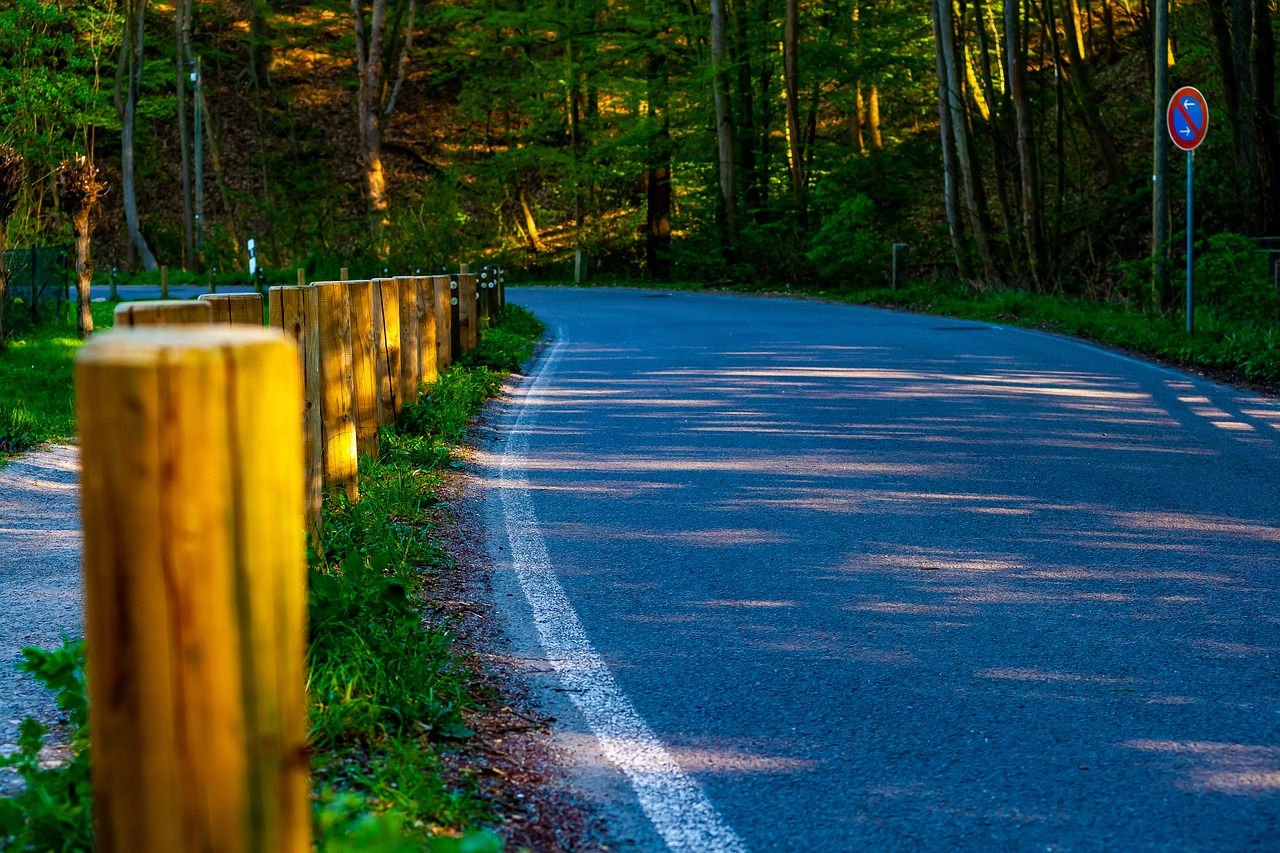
484,287 -> 1280,852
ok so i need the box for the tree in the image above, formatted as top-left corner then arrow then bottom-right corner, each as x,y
56,157 -> 106,337
0,147 -> 21,350
116,0 -> 157,272
711,0 -> 738,245
351,0 -> 417,258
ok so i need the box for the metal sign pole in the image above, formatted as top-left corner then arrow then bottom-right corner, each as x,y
1186,150 -> 1194,335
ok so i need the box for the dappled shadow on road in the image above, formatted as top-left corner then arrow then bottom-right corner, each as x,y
487,332 -> 1280,846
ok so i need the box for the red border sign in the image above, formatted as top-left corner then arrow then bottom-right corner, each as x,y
1168,86 -> 1209,151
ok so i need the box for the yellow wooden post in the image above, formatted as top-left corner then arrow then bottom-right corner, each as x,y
199,293 -> 264,325
457,272 -> 478,353
297,268 -> 306,288
396,277 -> 421,407
307,282 -> 358,501
76,326 -> 310,853
416,276 -> 438,385
330,280 -> 378,460
160,265 -> 169,299
114,300 -> 213,327
339,267 -> 349,282
432,275 -> 452,372
268,286 -> 322,536
372,278 -> 401,425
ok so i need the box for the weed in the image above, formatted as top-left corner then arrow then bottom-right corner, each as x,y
0,637 -> 93,852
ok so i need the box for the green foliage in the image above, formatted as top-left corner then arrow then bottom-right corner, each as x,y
458,305 -> 544,373
0,638 -> 93,853
805,193 -> 884,286
1193,233 -> 1277,324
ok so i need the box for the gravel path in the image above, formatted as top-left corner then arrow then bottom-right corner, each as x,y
0,445 -> 83,791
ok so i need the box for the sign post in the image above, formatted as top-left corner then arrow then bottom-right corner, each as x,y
1167,86 -> 1209,334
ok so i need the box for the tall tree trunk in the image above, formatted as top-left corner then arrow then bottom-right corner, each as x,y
352,0 -> 416,259
867,85 -> 883,150
732,0 -> 758,213
1059,0 -> 1125,181
119,0 -> 157,273
933,2 -> 969,277
850,81 -> 865,152
176,0 -> 194,270
1005,0 -> 1045,289
645,49 -> 672,278
1153,0 -> 1170,305
757,0 -> 774,207
249,0 -> 273,88
74,208 -> 93,337
783,0 -> 807,228
975,0 -> 1016,252
937,0 -> 998,283
710,0 -> 738,245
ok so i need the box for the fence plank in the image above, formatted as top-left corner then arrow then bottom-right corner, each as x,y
397,276 -> 421,408
198,293 -> 264,326
268,286 -> 322,536
344,280 -> 379,460
76,326 -> 310,853
433,275 -> 452,373
457,273 -> 478,353
416,276 -> 438,386
114,300 -> 213,327
372,278 -> 401,425
308,282 -> 358,501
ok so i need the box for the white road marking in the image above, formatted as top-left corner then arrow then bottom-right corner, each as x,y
497,330 -> 749,853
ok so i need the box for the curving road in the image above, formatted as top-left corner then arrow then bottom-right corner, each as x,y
484,287 -> 1280,852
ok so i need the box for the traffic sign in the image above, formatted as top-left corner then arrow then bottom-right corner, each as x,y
1167,86 -> 1209,151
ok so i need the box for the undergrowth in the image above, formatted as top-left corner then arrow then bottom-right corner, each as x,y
0,305 -> 542,852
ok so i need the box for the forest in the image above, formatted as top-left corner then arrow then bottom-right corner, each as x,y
0,0 -> 1278,305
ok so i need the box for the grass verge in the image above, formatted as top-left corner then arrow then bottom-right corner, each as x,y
0,302 -> 116,456
0,304 -> 546,852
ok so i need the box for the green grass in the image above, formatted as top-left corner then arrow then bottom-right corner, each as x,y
0,302 -> 116,455
1,305 -> 542,852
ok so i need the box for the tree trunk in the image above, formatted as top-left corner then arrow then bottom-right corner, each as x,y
1060,0 -> 1125,181
0,226 -> 8,349
733,0 -> 758,213
1153,0 -> 1170,305
783,0 -> 806,228
250,0 -> 273,88
975,0 -> 1016,251
867,85 -> 883,151
518,187 -> 546,253
933,1 -> 969,277
352,0 -> 416,259
850,81 -> 865,152
937,0 -> 998,283
1005,0 -> 1045,289
710,0 -> 738,245
645,49 -> 672,278
176,0 -> 194,270
120,0 -> 157,273
74,208 -> 93,337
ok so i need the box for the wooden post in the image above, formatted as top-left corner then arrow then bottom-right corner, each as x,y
160,265 -> 169,300
433,275 -> 452,372
268,286 -> 322,535
477,268 -> 492,329
448,275 -> 461,359
372,278 -> 401,425
199,293 -> 265,325
416,276 -> 438,385
114,300 -> 213,327
76,326 -> 311,853
339,267 -> 349,282
396,277 -> 421,407
457,272 -> 478,353
498,265 -> 506,310
459,262 -> 471,274
340,280 -> 378,460
308,282 -> 358,501
297,269 -> 306,287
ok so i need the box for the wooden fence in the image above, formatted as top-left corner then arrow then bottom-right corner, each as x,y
75,265 -> 505,852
